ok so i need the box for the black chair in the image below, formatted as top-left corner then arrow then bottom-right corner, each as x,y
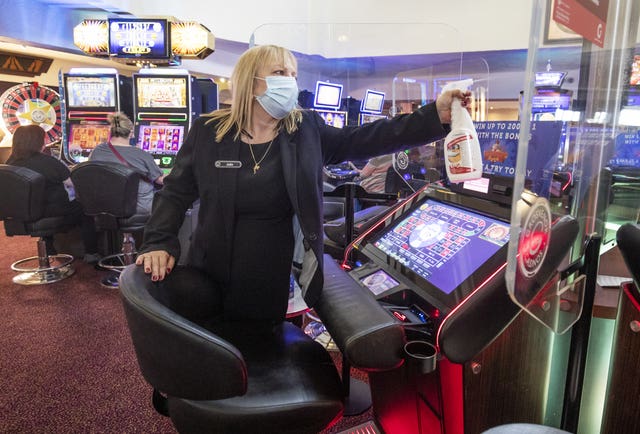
323,183 -> 395,261
617,223 -> 640,288
0,164 -> 76,285
118,265 -> 344,434
323,181 -> 345,221
71,161 -> 149,288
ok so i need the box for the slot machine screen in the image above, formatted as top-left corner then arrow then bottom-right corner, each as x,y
534,71 -> 567,88
136,77 -> 188,108
314,81 -> 343,110
359,113 -> 387,125
66,76 -> 117,108
361,89 -> 385,114
531,92 -> 571,121
137,124 -> 185,155
629,55 -> 640,86
364,196 -> 510,309
68,123 -> 111,152
624,55 -> 640,107
314,109 -> 347,128
108,18 -> 170,59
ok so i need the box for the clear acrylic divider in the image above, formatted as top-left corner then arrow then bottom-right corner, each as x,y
506,0 -> 639,333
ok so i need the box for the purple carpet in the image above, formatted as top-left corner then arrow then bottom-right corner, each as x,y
0,223 -> 372,433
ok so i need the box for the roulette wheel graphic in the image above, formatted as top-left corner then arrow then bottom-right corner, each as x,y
0,82 -> 62,147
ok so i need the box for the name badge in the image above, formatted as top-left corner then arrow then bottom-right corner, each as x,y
215,160 -> 242,169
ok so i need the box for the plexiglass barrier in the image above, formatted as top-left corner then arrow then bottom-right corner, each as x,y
506,0 -> 640,333
251,23 -> 488,193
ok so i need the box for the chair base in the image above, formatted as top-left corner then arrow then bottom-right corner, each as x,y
11,254 -> 75,285
343,376 -> 372,416
97,252 -> 132,272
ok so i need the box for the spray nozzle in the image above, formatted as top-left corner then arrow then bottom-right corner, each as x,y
441,78 -> 474,92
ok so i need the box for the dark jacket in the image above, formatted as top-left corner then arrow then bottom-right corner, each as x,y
140,103 -> 448,307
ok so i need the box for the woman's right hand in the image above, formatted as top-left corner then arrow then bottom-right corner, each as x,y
135,250 -> 175,282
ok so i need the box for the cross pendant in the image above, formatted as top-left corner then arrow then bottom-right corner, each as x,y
253,164 -> 260,174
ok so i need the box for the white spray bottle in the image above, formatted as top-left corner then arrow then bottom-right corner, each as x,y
441,79 -> 483,183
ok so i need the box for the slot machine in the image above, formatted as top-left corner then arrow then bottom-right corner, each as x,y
531,71 -> 572,122
313,80 -> 348,128
61,68 -> 132,164
313,81 -> 356,183
341,180 -> 579,434
358,89 -> 387,125
132,69 -> 201,176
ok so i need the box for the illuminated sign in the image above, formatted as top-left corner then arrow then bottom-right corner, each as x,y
171,22 -> 215,59
74,20 -> 109,55
74,18 -> 214,63
108,18 -> 170,59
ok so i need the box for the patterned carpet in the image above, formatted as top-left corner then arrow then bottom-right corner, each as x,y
0,223 -> 372,433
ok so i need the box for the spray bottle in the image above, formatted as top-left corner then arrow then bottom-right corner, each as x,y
441,79 -> 483,183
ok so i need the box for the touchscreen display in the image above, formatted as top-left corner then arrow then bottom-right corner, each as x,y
372,199 -> 510,295
69,123 -> 110,150
137,124 -> 184,155
136,77 -> 187,108
66,76 -> 116,108
360,269 -> 400,296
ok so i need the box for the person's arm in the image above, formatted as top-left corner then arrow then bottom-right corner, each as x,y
318,89 -> 469,165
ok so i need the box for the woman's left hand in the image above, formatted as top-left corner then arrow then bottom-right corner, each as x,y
436,89 -> 472,124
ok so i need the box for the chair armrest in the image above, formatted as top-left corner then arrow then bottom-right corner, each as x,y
119,265 -> 247,400
315,255 -> 405,371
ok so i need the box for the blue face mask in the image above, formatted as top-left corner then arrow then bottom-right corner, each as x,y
255,76 -> 299,119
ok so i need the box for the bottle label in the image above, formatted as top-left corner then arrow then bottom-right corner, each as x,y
446,133 -> 475,174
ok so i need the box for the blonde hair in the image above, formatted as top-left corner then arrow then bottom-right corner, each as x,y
205,45 -> 302,142
108,112 -> 134,138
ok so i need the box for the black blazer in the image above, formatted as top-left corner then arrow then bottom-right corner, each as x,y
140,103 -> 448,307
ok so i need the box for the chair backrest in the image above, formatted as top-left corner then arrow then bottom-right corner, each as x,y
118,265 -> 248,400
384,166 -> 407,194
0,164 -> 45,222
323,182 -> 345,221
71,161 -> 140,218
617,223 -> 640,289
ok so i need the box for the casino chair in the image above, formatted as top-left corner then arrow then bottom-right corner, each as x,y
70,161 -> 149,288
118,264 -> 345,434
617,223 -> 640,288
0,164 -> 76,285
323,181 -> 345,221
323,182 -> 396,260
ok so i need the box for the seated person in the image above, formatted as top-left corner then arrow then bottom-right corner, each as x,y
89,112 -> 164,215
6,124 -> 98,260
355,154 -> 394,193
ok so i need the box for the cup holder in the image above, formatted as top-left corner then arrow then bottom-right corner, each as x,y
404,340 -> 438,374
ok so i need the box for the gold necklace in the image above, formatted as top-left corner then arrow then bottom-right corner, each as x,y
248,138 -> 274,174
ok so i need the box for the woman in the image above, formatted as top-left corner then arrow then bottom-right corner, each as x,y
7,124 -> 98,258
136,44 -> 469,322
89,112 -> 164,214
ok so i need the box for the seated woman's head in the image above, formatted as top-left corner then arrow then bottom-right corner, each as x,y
10,124 -> 46,160
108,112 -> 134,140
